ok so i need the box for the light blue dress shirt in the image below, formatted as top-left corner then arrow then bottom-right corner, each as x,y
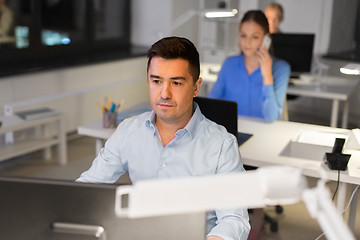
77,103 -> 250,240
209,54 -> 290,122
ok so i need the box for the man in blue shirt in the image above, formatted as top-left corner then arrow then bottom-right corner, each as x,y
77,37 -> 250,240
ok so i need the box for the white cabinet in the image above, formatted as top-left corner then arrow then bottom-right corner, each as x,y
0,114 -> 67,165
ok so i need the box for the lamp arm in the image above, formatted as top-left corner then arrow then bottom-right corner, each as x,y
115,166 -> 356,240
171,9 -> 198,32
115,166 -> 306,218
302,180 -> 355,240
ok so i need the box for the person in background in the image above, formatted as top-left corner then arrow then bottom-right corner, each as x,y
264,2 -> 284,34
209,10 -> 290,123
266,2 -> 299,102
0,0 -> 14,41
208,10 -> 290,239
77,36 -> 250,240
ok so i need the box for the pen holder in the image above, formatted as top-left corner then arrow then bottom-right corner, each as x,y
103,112 -> 117,128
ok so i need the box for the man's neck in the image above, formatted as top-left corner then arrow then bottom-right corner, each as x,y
155,110 -> 193,146
156,121 -> 180,146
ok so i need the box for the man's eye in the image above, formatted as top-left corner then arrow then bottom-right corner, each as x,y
173,81 -> 181,86
153,80 -> 160,84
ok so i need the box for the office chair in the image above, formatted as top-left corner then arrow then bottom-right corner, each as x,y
245,165 -> 282,233
194,96 -> 284,233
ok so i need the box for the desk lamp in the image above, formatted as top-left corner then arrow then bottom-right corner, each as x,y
340,63 -> 360,75
171,8 -> 238,31
115,166 -> 355,240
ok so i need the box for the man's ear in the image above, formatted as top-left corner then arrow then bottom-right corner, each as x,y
193,78 -> 203,97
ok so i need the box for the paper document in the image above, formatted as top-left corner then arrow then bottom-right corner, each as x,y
295,130 -> 348,147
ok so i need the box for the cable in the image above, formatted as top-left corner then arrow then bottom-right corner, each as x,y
332,170 -> 340,201
340,185 -> 360,216
315,232 -> 325,240
314,183 -> 360,240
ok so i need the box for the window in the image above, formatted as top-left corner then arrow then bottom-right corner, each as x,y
0,0 -> 133,77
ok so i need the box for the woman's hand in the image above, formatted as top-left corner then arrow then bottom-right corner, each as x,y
256,46 -> 273,85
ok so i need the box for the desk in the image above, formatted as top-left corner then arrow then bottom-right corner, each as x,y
78,120 -> 114,155
200,63 -> 360,129
0,114 -> 67,165
238,116 -> 360,230
78,102 -> 151,155
288,76 -> 360,128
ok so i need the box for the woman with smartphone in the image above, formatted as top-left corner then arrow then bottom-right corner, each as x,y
208,10 -> 290,123
209,10 -> 290,240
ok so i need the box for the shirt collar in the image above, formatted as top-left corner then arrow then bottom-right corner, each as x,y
183,102 -> 202,138
144,102 -> 203,139
145,111 -> 156,130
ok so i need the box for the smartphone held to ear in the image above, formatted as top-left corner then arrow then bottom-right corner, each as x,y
261,35 -> 272,50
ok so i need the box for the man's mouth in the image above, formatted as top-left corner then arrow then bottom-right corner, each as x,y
156,100 -> 176,108
158,103 -> 174,108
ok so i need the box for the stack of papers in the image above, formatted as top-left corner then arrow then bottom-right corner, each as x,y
16,107 -> 60,121
295,130 -> 348,147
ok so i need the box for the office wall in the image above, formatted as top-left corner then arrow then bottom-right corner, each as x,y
131,0 -> 199,47
131,0 -> 172,46
0,57 -> 149,133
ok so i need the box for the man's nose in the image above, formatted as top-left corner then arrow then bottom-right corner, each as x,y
161,82 -> 172,99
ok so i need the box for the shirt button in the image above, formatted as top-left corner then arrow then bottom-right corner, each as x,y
162,163 -> 166,167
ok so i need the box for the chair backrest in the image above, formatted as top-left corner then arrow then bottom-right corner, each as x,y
193,97 -> 238,142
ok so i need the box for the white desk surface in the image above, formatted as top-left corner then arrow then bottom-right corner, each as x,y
238,116 -> 360,185
287,76 -> 359,101
77,119 -> 114,140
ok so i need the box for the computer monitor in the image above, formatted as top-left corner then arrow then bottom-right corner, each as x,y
194,97 -> 252,146
0,177 -> 206,240
271,33 -> 315,78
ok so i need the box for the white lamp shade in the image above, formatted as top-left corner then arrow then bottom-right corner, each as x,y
340,63 -> 360,75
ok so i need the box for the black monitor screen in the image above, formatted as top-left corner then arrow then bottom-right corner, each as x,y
0,177 -> 206,240
271,33 -> 315,77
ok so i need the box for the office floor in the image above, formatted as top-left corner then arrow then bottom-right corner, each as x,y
0,135 -> 360,240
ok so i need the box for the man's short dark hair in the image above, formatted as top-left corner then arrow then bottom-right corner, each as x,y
147,36 -> 200,84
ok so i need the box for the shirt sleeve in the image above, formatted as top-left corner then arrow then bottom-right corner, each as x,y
261,60 -> 291,122
75,121 -> 129,183
207,136 -> 250,240
208,60 -> 230,99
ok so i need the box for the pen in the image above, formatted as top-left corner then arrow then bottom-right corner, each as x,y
97,102 -> 106,112
120,99 -> 125,108
109,103 -> 116,113
107,96 -> 112,110
115,99 -> 125,112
